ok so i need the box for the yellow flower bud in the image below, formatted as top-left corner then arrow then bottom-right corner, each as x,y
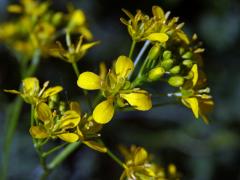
148,67 -> 165,81
182,51 -> 193,59
160,59 -> 173,70
168,76 -> 184,87
182,59 -> 193,68
163,50 -> 172,59
170,65 -> 180,74
147,44 -> 161,60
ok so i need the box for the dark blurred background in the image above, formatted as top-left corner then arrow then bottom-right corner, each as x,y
1,0 -> 240,180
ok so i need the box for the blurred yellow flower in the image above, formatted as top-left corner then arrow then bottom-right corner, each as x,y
77,56 -> 152,124
4,77 -> 63,105
49,35 -> 99,63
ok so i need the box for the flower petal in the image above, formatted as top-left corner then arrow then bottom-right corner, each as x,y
22,77 -> 40,96
115,55 -> 134,78
77,72 -> 101,90
36,102 -> 52,122
29,126 -> 48,139
134,147 -> 148,165
191,64 -> 198,87
58,133 -> 79,143
42,86 -> 63,99
146,33 -> 169,43
93,99 -> 114,124
59,110 -> 81,129
183,97 -> 199,118
84,140 -> 107,153
120,90 -> 152,111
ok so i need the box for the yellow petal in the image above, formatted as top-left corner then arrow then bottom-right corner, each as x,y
80,41 -> 100,52
183,97 -> 199,118
191,64 -> 198,86
36,102 -> 52,122
93,99 -> 115,124
84,140 -> 107,153
152,6 -> 165,19
4,89 -> 21,95
69,101 -> 81,116
59,110 -> 81,129
134,147 -> 148,165
115,55 -> 134,78
77,72 -> 101,90
176,31 -> 190,44
7,5 -> 22,13
120,90 -> 152,111
29,126 -> 48,139
42,86 -> 63,99
146,33 -> 169,43
22,77 -> 40,96
69,10 -> 86,27
58,133 -> 79,143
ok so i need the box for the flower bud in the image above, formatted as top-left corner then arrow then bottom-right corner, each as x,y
168,76 -> 184,87
163,50 -> 172,59
48,101 -> 55,110
148,67 -> 165,81
160,59 -> 173,70
52,12 -> 63,26
170,65 -> 180,74
49,94 -> 58,103
182,51 -> 193,59
182,59 -> 193,68
59,101 -> 66,114
147,44 -> 161,60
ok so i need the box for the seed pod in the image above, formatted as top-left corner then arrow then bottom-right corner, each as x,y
170,65 -> 180,74
148,67 -> 165,81
168,76 -> 184,87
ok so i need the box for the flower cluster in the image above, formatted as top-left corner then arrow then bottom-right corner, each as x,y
2,2 -> 215,179
77,55 -> 152,124
120,145 -> 180,180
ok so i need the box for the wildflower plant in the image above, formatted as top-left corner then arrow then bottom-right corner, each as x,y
1,1 -> 214,179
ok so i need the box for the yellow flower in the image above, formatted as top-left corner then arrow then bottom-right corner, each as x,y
66,9 -> 93,40
49,35 -> 99,63
4,77 -> 63,105
69,102 -> 107,152
180,64 -> 214,123
30,102 -> 80,143
77,56 -> 152,124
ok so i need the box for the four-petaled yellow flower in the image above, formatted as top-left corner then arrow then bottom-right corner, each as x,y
181,64 -> 214,123
77,56 -> 152,124
30,102 -> 80,143
4,77 -> 63,105
120,145 -> 179,180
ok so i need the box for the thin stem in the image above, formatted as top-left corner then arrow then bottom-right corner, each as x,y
129,40 -> 150,80
129,40 -> 136,59
134,40 -> 150,67
42,143 -> 67,158
72,62 -> 80,77
72,62 -> 93,111
48,142 -> 81,170
106,149 -> 126,169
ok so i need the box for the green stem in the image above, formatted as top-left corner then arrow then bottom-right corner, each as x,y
128,40 -> 136,59
42,143 -> 67,158
106,149 -> 126,169
72,62 -> 80,77
72,62 -> 93,111
48,142 -> 81,170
